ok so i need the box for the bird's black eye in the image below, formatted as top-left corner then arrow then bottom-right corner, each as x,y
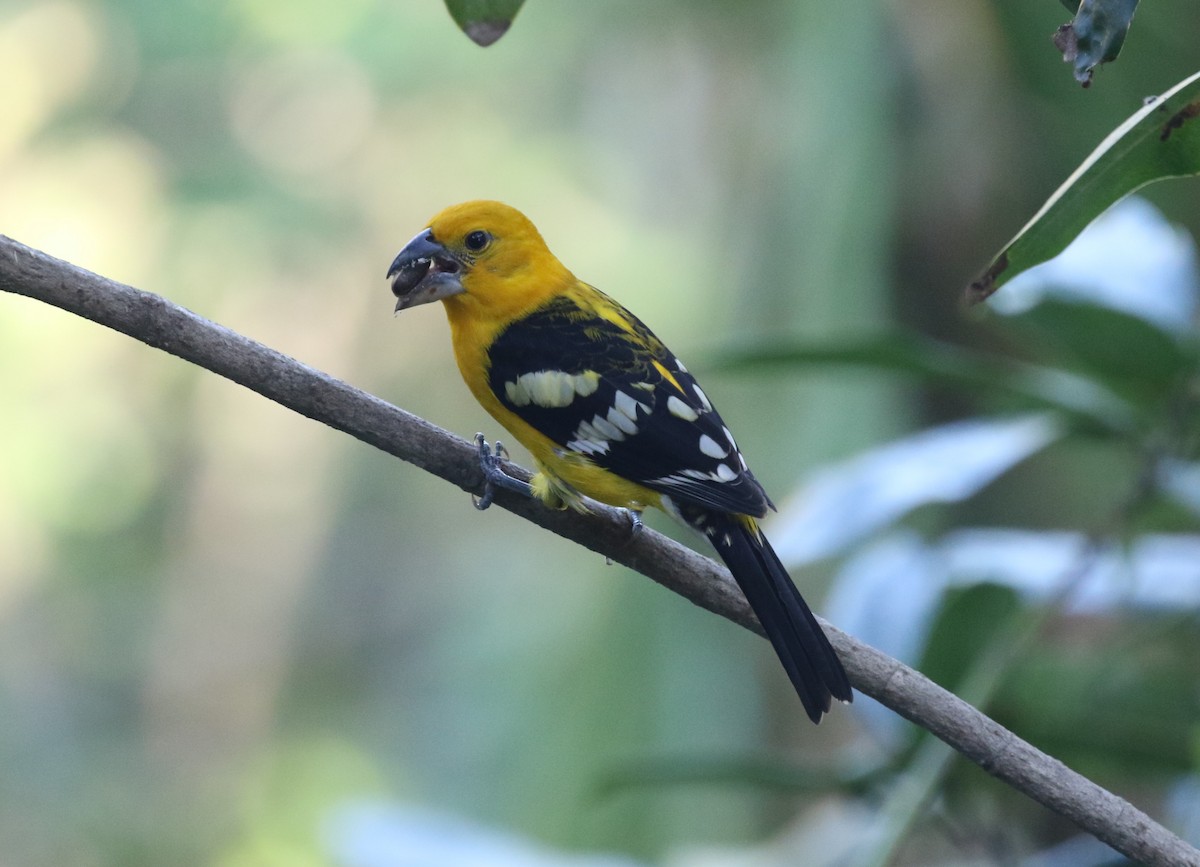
464,230 -> 490,252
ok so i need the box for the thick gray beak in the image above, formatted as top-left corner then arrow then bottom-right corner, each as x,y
387,229 -> 466,312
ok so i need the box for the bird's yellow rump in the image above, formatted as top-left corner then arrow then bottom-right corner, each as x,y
387,200 -> 851,723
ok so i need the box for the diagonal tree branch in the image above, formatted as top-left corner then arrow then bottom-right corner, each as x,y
1,234 -> 1196,867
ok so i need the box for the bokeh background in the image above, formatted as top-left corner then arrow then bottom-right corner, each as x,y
1,1 -> 1199,865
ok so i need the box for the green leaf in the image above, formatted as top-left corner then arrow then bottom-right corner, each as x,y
968,69 -> 1200,304
918,583 -> 1023,694
716,332 -> 1138,431
1000,621 -> 1200,776
443,0 -> 524,47
1004,297 -> 1198,407
1053,0 -> 1140,86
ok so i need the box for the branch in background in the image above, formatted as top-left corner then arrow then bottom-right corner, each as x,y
1,235 -> 1196,867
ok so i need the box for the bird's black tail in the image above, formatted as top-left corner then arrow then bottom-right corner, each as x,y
693,510 -> 851,723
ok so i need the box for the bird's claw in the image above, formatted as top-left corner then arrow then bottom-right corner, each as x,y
604,508 -> 645,564
472,433 -> 532,510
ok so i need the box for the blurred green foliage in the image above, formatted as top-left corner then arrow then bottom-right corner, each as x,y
1,1 -> 1199,866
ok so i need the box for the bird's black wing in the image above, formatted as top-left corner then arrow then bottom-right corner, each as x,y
486,292 -> 772,517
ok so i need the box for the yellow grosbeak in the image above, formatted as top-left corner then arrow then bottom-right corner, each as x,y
387,200 -> 850,722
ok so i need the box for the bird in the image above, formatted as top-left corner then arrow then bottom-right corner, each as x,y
386,200 -> 851,723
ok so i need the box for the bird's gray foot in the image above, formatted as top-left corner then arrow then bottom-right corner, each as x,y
472,433 -> 533,510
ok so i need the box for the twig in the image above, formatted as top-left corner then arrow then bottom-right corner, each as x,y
1,235 -> 1196,867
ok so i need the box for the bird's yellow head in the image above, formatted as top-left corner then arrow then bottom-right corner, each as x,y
387,200 -> 573,318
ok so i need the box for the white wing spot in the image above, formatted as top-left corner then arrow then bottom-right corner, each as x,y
692,383 -> 713,412
722,425 -> 738,451
539,372 -> 575,407
667,395 -> 699,422
607,406 -> 639,436
567,438 -> 609,456
698,434 -> 728,459
591,414 -> 625,442
569,417 -> 621,453
714,463 -> 738,482
675,357 -> 688,373
505,370 -> 591,408
651,468 -> 721,489
574,371 -> 600,397
613,390 -> 646,422
504,379 -> 528,406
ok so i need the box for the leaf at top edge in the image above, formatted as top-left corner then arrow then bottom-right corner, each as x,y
1053,0 -> 1140,87
443,0 -> 525,47
967,69 -> 1200,304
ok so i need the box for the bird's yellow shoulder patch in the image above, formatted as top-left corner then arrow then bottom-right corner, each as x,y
652,360 -> 685,393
